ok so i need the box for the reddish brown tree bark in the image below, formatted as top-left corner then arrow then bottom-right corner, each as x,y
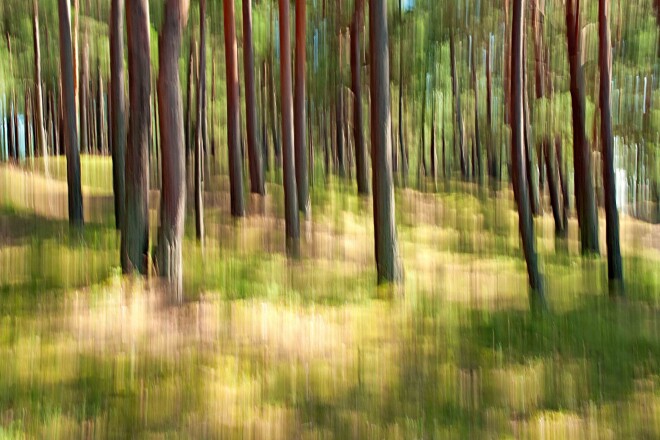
223,0 -> 245,217
278,0 -> 300,256
294,0 -> 310,213
511,0 -> 545,308
122,0 -> 151,274
369,0 -> 402,283
243,0 -> 265,195
57,0 -> 84,226
156,0 -> 189,301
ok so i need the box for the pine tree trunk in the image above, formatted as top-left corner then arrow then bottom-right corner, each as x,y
33,0 -> 48,171
598,0 -> 623,291
511,0 -> 545,308
110,0 -> 126,231
566,0 -> 600,254
278,0 -> 300,256
351,0 -> 369,195
122,0 -> 151,274
243,0 -> 265,195
57,0 -> 84,226
156,0 -> 189,301
369,0 -> 402,283
223,0 -> 245,217
294,0 -> 310,212
450,34 -> 467,178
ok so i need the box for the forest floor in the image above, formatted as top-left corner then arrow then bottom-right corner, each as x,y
0,157 -> 659,439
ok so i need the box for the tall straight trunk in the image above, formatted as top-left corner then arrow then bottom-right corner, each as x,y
156,0 -> 189,302
486,36 -> 497,180
369,0 -> 402,283
7,96 -> 15,162
294,0 -> 310,212
598,0 -> 623,291
25,90 -> 32,160
398,6 -> 408,187
523,50 -> 540,216
450,33 -> 467,178
33,0 -> 48,170
98,68 -> 105,155
195,0 -> 207,240
418,60 -> 428,185
223,0 -> 245,217
185,43 -> 194,164
511,0 -> 545,307
430,95 -> 437,186
110,0 -> 126,231
351,0 -> 369,195
57,0 -> 84,226
278,0 -> 300,256
79,42 -> 89,154
556,137 -> 569,236
543,138 -> 564,233
336,90 -> 345,177
122,0 -> 151,274
261,61 -> 270,172
566,0 -> 600,254
267,58 -> 281,168
243,0 -> 265,195
471,40 -> 482,184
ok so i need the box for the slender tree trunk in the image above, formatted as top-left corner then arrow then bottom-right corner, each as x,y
122,0 -> 151,274
243,0 -> 265,195
351,0 -> 369,195
430,94 -> 437,187
566,0 -> 600,254
543,137 -> 564,234
33,0 -> 48,172
57,0 -> 84,226
156,0 -> 189,301
268,58 -> 281,168
223,0 -> 245,217
110,0 -> 126,231
598,0 -> 623,292
278,0 -> 300,256
195,0 -> 207,240
450,33 -> 467,178
472,40 -> 482,184
370,0 -> 402,283
398,5 -> 408,187
185,42 -> 194,165
511,0 -> 545,308
79,42 -> 89,154
294,0 -> 310,212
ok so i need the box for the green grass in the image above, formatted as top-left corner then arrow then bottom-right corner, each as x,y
0,159 -> 659,438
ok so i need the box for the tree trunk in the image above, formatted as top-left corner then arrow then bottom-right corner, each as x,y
543,137 -> 564,234
79,42 -> 89,154
369,0 -> 402,283
243,0 -> 265,195
471,39 -> 482,184
57,0 -> 84,226
566,0 -> 600,254
294,0 -> 310,212
511,0 -> 545,308
33,0 -> 48,172
398,12 -> 408,187
450,33 -> 467,178
222,0 -> 245,217
195,0 -> 207,240
278,0 -> 300,256
122,0 -> 151,274
110,0 -> 126,231
185,42 -> 194,165
598,0 -> 623,292
351,0 -> 369,195
156,0 -> 189,302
